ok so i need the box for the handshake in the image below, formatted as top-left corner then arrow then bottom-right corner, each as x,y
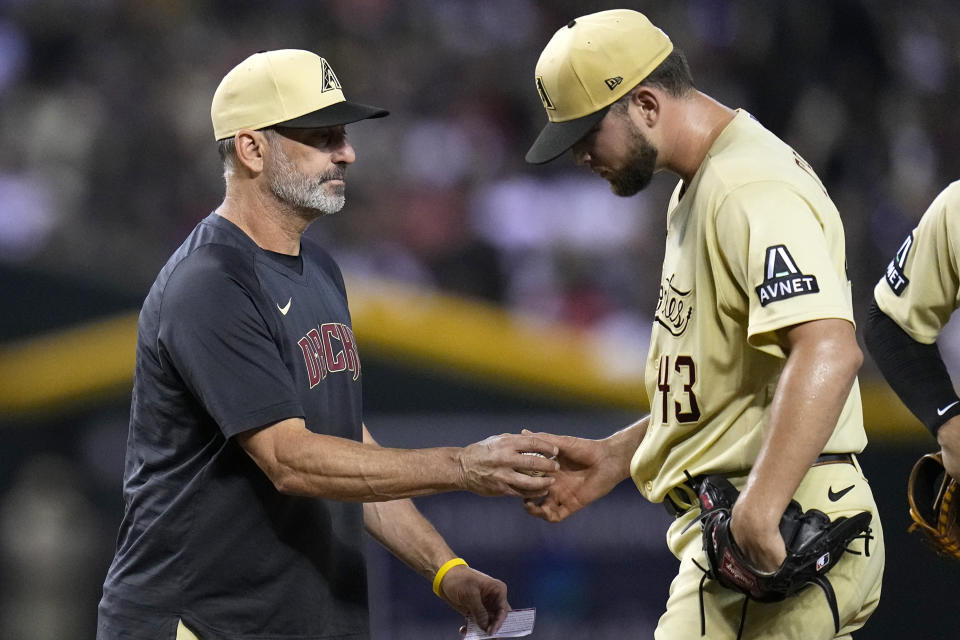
455,430 -> 560,498
458,428 -> 626,523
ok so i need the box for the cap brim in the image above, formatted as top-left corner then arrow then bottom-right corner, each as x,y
277,100 -> 389,129
525,107 -> 609,165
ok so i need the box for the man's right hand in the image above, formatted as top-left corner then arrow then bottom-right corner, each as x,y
938,415 -> 960,479
457,434 -> 558,498
520,430 -> 629,522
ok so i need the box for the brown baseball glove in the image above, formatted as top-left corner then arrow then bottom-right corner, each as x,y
907,452 -> 960,559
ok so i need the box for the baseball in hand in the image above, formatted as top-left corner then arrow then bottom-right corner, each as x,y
520,451 -> 548,476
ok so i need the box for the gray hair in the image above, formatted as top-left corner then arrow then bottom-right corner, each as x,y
216,129 -> 283,179
216,136 -> 238,179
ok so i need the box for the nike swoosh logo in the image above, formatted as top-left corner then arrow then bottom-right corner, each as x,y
827,485 -> 855,502
277,298 -> 292,316
938,401 -> 959,416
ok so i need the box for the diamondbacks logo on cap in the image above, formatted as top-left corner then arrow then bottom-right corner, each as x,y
605,76 -> 624,90
755,245 -> 819,307
884,233 -> 913,296
535,76 -> 556,110
321,59 -> 342,93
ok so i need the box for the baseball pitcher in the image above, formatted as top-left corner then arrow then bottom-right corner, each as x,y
522,10 -> 884,639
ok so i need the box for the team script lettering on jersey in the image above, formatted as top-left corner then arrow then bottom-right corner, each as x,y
656,274 -> 694,336
298,322 -> 361,388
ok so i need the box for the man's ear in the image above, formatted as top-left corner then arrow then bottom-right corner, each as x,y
631,87 -> 661,127
234,129 -> 268,174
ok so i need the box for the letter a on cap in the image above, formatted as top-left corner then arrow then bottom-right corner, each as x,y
321,59 -> 342,92
536,76 -> 556,110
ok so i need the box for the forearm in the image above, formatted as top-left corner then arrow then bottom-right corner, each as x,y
365,495 -> 511,635
738,320 -> 862,524
241,420 -> 557,503
938,416 -> 960,480
240,419 -> 463,501
364,499 -> 456,581
604,416 -> 650,480
285,437 -> 461,501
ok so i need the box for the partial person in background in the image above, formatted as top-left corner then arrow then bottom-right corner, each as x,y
520,10 -> 884,639
866,181 -> 960,479
96,49 -> 558,640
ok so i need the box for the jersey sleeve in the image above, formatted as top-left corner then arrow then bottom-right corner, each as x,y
715,181 -> 853,358
157,247 -> 304,438
873,182 -> 960,344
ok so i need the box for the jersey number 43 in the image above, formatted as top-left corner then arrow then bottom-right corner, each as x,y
656,355 -> 701,424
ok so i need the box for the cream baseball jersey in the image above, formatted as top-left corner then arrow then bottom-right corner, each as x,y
874,181 -> 960,343
630,110 -> 867,502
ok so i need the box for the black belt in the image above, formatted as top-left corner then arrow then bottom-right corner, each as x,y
663,452 -> 856,517
811,452 -> 854,467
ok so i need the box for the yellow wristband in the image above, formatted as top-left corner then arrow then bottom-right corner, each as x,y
432,557 -> 468,597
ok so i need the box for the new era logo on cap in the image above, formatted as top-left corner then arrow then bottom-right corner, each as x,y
605,76 -> 624,90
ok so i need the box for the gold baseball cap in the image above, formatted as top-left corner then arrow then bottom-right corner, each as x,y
211,49 -> 388,141
525,10 -> 673,164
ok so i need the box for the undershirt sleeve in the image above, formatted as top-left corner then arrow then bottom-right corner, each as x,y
864,299 -> 960,434
157,248 -> 304,438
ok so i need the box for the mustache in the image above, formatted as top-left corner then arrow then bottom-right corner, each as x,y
320,167 -> 346,182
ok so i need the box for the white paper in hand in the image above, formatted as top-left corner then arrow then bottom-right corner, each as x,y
463,608 -> 535,639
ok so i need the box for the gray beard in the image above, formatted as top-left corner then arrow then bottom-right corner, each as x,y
268,145 -> 346,217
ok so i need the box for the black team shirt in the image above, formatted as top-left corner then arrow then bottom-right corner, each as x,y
98,213 -> 368,639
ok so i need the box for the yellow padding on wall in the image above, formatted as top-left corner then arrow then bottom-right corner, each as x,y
0,312 -> 139,413
343,275 -> 646,408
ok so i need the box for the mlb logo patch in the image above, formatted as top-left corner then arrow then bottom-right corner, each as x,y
816,552 -> 830,571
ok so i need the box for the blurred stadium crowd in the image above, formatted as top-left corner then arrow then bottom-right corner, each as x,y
4,0 -> 960,638
5,0 -> 960,346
